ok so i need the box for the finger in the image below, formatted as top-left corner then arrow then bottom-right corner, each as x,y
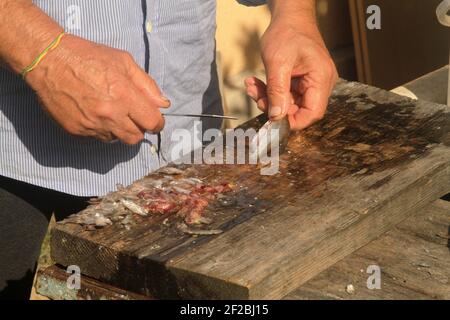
255,98 -> 298,116
131,67 -> 171,108
253,93 -> 296,114
245,76 -> 267,101
264,61 -> 294,121
247,76 -> 298,103
256,97 -> 269,112
93,130 -> 115,143
245,77 -> 267,112
245,77 -> 298,114
289,85 -> 329,130
128,99 -> 165,133
111,117 -> 145,145
244,76 -> 258,88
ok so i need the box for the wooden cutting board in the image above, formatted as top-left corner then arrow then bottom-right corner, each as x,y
51,80 -> 450,299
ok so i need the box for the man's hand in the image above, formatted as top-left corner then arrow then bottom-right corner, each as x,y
27,35 -> 169,144
0,0 -> 168,145
245,0 -> 338,130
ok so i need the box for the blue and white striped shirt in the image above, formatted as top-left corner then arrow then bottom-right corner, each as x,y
0,0 -> 265,196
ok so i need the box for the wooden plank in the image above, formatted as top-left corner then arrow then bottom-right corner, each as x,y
35,265 -> 152,300
285,199 -> 450,300
51,80 -> 450,299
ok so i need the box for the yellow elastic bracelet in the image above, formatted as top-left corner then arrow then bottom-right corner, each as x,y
21,32 -> 66,79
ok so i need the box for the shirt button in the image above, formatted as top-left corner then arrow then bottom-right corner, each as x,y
146,21 -> 153,33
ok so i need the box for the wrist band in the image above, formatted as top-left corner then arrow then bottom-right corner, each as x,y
21,31 -> 66,79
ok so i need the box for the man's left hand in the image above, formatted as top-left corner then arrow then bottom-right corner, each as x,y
245,18 -> 338,130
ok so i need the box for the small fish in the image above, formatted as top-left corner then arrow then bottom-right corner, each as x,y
159,166 -> 184,175
62,212 -> 112,228
171,186 -> 191,195
116,183 -> 126,191
93,213 -> 113,227
251,118 -> 290,157
100,202 -> 120,215
120,199 -> 148,216
181,177 -> 203,185
148,179 -> 164,189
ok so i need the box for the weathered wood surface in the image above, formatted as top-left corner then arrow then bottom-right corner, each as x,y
285,199 -> 450,300
51,80 -> 450,299
39,199 -> 450,300
35,265 -> 152,300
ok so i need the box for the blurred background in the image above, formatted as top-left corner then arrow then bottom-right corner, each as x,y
216,0 -> 449,127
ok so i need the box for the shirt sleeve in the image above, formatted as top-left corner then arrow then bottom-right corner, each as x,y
236,0 -> 267,6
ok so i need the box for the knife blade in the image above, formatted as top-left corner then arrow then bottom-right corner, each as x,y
162,113 -> 238,120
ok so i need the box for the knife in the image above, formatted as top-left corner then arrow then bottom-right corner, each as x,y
162,113 -> 238,120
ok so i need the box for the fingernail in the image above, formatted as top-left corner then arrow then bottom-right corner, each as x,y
257,100 -> 265,109
161,96 -> 171,106
269,106 -> 282,118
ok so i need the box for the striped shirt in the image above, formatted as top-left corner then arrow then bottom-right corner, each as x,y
0,0 -> 265,196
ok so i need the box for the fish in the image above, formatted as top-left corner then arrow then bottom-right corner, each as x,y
61,211 -> 112,228
120,199 -> 148,216
159,166 -> 184,175
171,186 -> 192,195
61,167 -> 234,230
251,117 -> 290,158
93,213 -> 113,227
148,179 -> 164,189
179,177 -> 203,185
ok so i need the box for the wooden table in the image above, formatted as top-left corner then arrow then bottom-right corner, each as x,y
36,199 -> 450,300
47,80 -> 450,299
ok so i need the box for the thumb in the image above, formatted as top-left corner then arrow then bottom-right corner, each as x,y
265,63 -> 293,121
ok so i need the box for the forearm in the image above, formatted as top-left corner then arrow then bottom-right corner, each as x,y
0,0 -> 63,74
269,0 -> 316,22
268,0 -> 322,40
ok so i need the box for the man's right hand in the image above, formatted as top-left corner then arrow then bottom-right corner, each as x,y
26,34 -> 169,145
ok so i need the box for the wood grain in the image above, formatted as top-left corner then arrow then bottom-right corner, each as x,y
285,199 -> 450,300
40,199 -> 449,300
51,80 -> 450,299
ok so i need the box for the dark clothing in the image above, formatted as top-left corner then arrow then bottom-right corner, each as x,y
0,175 -> 89,299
